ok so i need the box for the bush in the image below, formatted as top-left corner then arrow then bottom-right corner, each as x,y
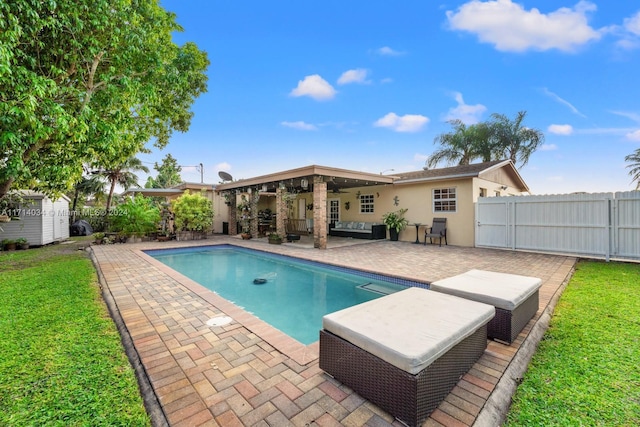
109,195 -> 160,237
171,190 -> 214,232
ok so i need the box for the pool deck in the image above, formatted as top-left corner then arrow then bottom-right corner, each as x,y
91,236 -> 576,427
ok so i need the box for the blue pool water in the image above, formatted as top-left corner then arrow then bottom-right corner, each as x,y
146,245 -> 426,345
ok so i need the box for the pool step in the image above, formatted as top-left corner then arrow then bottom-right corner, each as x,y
356,282 -> 396,296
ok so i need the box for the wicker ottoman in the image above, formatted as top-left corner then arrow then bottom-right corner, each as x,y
319,288 -> 494,427
430,269 -> 542,344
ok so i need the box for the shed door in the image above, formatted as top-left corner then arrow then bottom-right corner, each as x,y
53,211 -> 63,240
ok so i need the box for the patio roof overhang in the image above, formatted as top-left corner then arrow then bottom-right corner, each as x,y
121,188 -> 184,197
215,165 -> 395,193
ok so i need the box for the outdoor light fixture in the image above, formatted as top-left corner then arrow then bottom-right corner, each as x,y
262,184 -> 268,192
301,178 -> 309,189
279,181 -> 286,190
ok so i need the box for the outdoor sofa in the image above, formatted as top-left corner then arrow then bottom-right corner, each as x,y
329,221 -> 386,239
430,269 -> 542,344
319,287 -> 495,426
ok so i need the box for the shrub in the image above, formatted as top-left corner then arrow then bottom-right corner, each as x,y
109,195 -> 160,237
171,190 -> 214,232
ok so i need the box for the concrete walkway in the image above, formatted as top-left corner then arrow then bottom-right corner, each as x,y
91,236 -> 576,426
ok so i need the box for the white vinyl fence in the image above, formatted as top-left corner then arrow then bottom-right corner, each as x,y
475,192 -> 640,261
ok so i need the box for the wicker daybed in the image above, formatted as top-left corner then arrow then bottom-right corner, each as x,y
319,288 -> 495,427
430,269 -> 542,344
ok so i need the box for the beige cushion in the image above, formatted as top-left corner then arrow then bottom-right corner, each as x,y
322,287 -> 494,375
430,269 -> 542,311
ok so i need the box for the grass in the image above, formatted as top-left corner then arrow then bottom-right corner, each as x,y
506,260 -> 640,426
0,240 -> 150,427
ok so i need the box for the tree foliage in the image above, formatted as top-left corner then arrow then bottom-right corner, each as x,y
99,157 -> 149,212
0,0 -> 209,199
171,190 -> 213,232
428,111 -> 544,169
625,148 -> 640,190
145,153 -> 182,188
110,195 -> 160,237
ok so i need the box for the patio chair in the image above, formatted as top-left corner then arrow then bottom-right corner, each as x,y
424,217 -> 447,246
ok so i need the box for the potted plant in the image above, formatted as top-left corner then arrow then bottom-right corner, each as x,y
268,233 -> 283,245
157,230 -> 172,242
93,232 -> 106,245
382,208 -> 409,241
2,239 -> 17,251
16,237 -> 29,250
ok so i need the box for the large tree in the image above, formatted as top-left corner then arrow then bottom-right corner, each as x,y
99,157 -> 149,212
428,111 -> 544,169
625,148 -> 640,190
427,120 -> 492,168
490,111 -> 544,168
0,0 -> 209,199
145,153 -> 182,188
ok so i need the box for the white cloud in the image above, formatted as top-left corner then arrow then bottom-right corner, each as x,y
611,110 -> 640,123
540,144 -> 558,151
444,92 -> 487,124
626,129 -> 640,141
541,88 -> 586,117
624,11 -> 640,35
375,46 -> 405,56
289,74 -> 337,101
446,0 -> 602,52
216,162 -> 232,172
337,69 -> 371,85
548,124 -> 574,135
281,121 -> 318,131
380,77 -> 394,84
374,113 -> 429,133
414,153 -> 430,162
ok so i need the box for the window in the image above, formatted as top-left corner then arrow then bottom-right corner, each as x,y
359,194 -> 374,214
479,188 -> 487,197
433,188 -> 456,212
494,191 -> 501,197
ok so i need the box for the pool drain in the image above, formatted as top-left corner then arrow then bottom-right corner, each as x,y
206,316 -> 233,327
253,278 -> 267,284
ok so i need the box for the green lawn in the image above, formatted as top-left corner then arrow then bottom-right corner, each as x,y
0,241 -> 150,427
506,260 -> 640,426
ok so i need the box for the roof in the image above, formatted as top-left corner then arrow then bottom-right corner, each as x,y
392,160 -> 529,192
215,165 -> 394,193
120,182 -> 215,197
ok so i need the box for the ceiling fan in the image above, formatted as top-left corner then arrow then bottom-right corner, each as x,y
328,178 -> 350,194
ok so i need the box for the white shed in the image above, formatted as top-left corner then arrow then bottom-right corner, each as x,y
0,191 -> 70,246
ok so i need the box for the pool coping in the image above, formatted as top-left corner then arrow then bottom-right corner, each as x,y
137,245 -> 322,366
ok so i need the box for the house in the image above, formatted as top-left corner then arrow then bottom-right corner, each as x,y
122,182 -> 227,233
215,160 -> 529,248
0,191 -> 70,246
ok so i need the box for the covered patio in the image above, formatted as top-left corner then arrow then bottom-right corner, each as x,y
215,165 -> 395,249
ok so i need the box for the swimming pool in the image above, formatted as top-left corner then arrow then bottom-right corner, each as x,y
146,245 -> 427,344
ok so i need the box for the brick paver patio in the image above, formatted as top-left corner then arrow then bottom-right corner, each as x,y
91,236 -> 576,426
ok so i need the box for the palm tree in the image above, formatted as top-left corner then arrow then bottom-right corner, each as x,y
490,111 -> 544,168
98,157 -> 149,212
625,148 -> 640,189
69,175 -> 106,220
428,120 -> 492,168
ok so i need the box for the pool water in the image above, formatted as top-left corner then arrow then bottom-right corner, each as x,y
146,245 -> 422,345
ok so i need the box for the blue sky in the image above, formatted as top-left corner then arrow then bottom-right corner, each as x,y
143,0 -> 640,194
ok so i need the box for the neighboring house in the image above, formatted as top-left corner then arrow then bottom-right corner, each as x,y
0,191 -> 70,246
216,160 -> 529,248
122,182 -> 228,233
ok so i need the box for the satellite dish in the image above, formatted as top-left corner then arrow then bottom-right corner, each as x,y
218,171 -> 233,181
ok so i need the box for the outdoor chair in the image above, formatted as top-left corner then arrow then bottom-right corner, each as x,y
424,217 -> 447,246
